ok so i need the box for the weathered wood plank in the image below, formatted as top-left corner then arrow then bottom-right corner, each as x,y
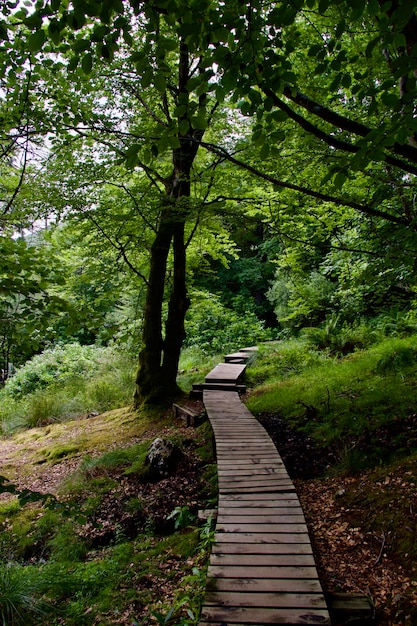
210,553 -> 316,567
204,591 -> 327,609
218,493 -> 299,502
219,478 -> 294,488
205,363 -> 247,383
213,532 -> 312,544
205,577 -> 324,594
216,522 -> 308,533
219,484 -> 295,494
200,606 -> 330,624
212,542 -> 313,555
217,509 -> 305,526
218,468 -> 289,476
219,507 -> 304,516
207,565 -> 320,579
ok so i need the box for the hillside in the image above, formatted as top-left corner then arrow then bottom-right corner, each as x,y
1,337 -> 417,624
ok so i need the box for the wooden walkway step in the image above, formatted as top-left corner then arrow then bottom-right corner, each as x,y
205,362 -> 247,384
199,388 -> 331,626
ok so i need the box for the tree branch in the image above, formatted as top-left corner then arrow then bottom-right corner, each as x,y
263,87 -> 417,176
280,83 -> 417,164
197,140 -> 410,227
86,213 -> 149,285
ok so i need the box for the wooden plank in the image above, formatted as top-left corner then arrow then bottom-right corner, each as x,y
216,454 -> 280,462
219,478 -> 294,488
205,363 -> 247,383
207,565 -> 321,580
218,468 -> 288,476
213,533 -> 312,544
212,542 -> 313,555
205,577 -> 323,594
204,591 -> 327,609
218,502 -> 302,510
225,352 -> 253,362
218,493 -> 299,503
193,383 -> 247,393
219,483 -> 294,494
200,606 -> 330,624
218,468 -> 287,476
219,507 -> 304,516
217,515 -> 306,525
210,554 -> 316,567
216,523 -> 308,533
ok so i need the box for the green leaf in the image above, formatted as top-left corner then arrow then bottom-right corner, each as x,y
318,0 -> 330,14
28,29 -> 46,52
174,104 -> 187,118
153,73 -> 167,93
125,143 -> 140,169
191,115 -> 207,130
167,135 -> 181,149
178,119 -> 190,135
259,143 -> 270,160
81,52 -> 93,74
142,147 -> 151,164
0,21 -> 9,41
365,36 -> 380,58
47,20 -> 61,45
73,38 -> 90,53
67,55 -> 79,71
334,171 -> 347,188
271,110 -> 288,123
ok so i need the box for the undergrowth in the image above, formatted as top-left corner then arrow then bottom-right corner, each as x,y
247,335 -> 417,473
0,412 -> 216,625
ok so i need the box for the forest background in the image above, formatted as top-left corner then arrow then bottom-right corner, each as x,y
1,0 -> 417,405
1,1 -> 417,625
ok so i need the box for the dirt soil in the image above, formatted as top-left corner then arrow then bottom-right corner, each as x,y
259,412 -> 417,626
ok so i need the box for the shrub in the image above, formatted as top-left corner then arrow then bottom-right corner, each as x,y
301,316 -> 378,355
184,292 -> 276,355
2,343 -> 115,399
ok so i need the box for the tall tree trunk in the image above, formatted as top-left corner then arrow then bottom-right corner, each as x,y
133,207 -> 174,406
134,37 -> 201,407
161,219 -> 190,391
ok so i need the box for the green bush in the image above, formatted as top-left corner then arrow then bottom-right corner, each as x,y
300,316 -> 378,355
2,344 -> 118,399
0,344 -> 135,433
184,292 -> 276,355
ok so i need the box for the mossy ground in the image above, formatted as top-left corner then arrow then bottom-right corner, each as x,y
0,401 -> 215,625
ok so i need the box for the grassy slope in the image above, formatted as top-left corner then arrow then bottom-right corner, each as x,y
246,338 -> 417,623
0,405 -> 216,626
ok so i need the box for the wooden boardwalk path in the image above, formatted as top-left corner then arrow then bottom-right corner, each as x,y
198,350 -> 331,626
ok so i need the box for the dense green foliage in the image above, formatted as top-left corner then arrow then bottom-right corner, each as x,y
0,0 -> 416,403
0,344 -> 136,433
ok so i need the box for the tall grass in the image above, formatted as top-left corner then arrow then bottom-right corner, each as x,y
247,335 -> 417,462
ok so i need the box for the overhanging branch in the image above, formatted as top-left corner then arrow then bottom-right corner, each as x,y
280,83 -> 417,165
263,86 -> 417,177
198,140 -> 409,227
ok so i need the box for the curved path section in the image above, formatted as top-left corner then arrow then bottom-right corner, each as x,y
198,351 -> 331,626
